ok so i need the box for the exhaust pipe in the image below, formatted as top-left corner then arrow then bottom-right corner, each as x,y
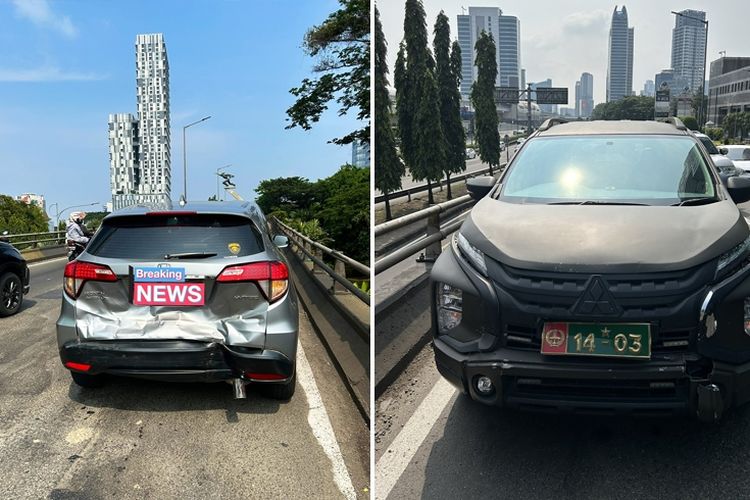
232,378 -> 247,399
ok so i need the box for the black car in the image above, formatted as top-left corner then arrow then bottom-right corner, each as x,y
432,118 -> 750,420
0,240 -> 30,316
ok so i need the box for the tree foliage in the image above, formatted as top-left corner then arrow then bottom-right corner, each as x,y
722,112 -> 750,141
434,11 -> 466,199
678,116 -> 699,131
0,196 -> 48,235
591,96 -> 655,121
374,6 -> 405,220
396,0 -> 445,204
285,0 -> 369,145
254,165 -> 369,265
471,31 -> 500,174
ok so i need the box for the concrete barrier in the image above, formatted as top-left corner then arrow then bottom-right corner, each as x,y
20,245 -> 67,263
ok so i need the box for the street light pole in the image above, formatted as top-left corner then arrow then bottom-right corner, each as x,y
671,11 -> 708,129
182,115 -> 211,201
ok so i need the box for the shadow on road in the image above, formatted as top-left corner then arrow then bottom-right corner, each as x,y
66,376 -> 287,422
418,395 -> 750,498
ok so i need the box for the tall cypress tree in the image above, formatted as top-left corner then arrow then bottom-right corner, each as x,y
374,6 -> 404,221
471,31 -> 500,175
397,0 -> 445,205
433,12 -> 466,200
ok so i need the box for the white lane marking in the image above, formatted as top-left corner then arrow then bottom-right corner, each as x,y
297,341 -> 357,500
375,377 -> 457,500
28,256 -> 68,268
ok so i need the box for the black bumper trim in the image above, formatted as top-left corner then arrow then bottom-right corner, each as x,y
60,340 -> 293,383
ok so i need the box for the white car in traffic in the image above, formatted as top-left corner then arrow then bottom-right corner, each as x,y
723,145 -> 750,173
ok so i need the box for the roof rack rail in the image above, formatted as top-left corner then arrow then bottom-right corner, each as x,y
656,116 -> 687,131
537,118 -> 569,132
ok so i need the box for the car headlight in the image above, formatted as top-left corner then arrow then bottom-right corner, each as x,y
436,282 -> 462,333
457,232 -> 487,275
717,235 -> 750,274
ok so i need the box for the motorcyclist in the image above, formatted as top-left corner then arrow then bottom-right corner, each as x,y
66,212 -> 90,260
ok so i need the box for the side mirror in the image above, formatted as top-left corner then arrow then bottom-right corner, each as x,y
719,147 -> 729,155
727,176 -> 750,204
273,234 -> 289,248
466,176 -> 496,201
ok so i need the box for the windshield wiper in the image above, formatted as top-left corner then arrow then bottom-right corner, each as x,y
548,200 -> 649,206
163,252 -> 218,260
671,197 -> 717,206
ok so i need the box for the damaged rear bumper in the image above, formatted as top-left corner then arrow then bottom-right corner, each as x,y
60,340 -> 294,383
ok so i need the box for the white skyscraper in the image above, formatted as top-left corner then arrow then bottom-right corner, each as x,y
606,6 -> 634,102
671,10 -> 707,94
457,7 -> 521,98
110,33 -> 170,210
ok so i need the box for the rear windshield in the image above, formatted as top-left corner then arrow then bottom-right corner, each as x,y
87,214 -> 264,259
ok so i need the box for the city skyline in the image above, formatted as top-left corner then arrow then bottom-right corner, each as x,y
379,0 -> 748,109
0,0 -> 359,218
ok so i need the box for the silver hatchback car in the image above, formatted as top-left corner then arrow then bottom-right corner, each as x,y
56,201 -> 298,400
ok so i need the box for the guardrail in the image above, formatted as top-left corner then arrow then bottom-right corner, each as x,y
5,230 -> 66,250
273,218 -> 370,305
374,140 -> 517,204
374,194 -> 475,274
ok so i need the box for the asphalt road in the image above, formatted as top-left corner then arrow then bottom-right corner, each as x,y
0,257 -> 369,499
375,339 -> 750,500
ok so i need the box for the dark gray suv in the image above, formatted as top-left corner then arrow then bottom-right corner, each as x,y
433,118 -> 750,420
56,201 -> 298,400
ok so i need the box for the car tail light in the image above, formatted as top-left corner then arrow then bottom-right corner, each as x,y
64,261 -> 118,299
217,261 -> 289,303
245,372 -> 286,381
64,361 -> 91,372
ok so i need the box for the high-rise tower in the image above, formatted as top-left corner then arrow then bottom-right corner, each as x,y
671,9 -> 706,94
606,6 -> 634,102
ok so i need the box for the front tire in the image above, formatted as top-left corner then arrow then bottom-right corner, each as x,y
0,272 -> 23,317
259,372 -> 296,400
70,371 -> 106,388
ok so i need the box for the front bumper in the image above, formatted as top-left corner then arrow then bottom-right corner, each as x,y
435,337 -> 750,418
60,340 -> 294,383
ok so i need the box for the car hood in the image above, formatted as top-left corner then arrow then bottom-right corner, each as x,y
463,197 -> 748,273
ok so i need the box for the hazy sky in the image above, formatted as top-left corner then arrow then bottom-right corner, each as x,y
0,0 -> 360,219
378,0 -> 747,106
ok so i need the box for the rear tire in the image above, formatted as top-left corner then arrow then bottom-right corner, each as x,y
70,371 -> 106,388
260,372 -> 296,400
0,272 -> 23,317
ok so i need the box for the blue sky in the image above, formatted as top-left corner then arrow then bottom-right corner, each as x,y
0,0 -> 361,221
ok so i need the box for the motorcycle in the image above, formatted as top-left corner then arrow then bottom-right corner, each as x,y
67,240 -> 87,261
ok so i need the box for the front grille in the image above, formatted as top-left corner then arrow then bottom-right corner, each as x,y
492,263 -> 714,319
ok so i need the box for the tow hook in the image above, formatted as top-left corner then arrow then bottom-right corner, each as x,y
232,378 -> 247,399
697,383 -> 723,422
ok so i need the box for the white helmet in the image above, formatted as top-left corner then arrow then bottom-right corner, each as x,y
69,211 -> 86,222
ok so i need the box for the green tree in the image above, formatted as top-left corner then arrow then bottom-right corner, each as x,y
591,96 -> 654,121
255,176 -> 318,217
471,31 -> 500,175
0,196 -> 48,235
434,11 -> 466,200
678,116 -> 699,131
285,0 -> 369,145
316,165 -> 370,264
374,6 -> 405,221
396,0 -> 445,205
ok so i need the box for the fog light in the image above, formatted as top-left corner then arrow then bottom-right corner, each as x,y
436,283 -> 462,333
476,376 -> 494,395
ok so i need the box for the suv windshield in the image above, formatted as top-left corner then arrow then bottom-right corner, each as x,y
87,214 -> 264,259
500,135 -> 716,205
698,136 -> 720,155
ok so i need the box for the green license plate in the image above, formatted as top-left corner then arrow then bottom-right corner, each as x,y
541,322 -> 651,359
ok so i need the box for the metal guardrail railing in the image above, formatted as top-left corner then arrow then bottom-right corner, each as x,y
374,194 -> 476,274
273,218 -> 371,305
374,140 -> 517,204
5,230 -> 66,250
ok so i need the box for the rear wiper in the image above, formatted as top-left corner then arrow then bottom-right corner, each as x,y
549,200 -> 649,206
163,252 -> 218,260
671,197 -> 716,206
